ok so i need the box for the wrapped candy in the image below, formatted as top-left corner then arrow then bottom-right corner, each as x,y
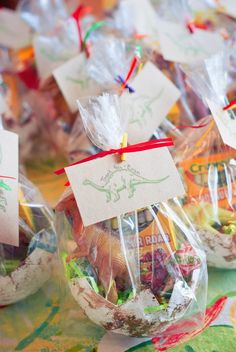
175,51 -> 236,268
0,174 -> 56,305
55,94 -> 207,338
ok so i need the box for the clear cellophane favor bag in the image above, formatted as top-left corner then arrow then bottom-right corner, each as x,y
17,0 -> 68,35
1,73 -> 70,164
87,36 -> 134,92
66,38 -> 135,163
55,94 -> 207,338
151,0 -> 210,127
0,174 -> 56,305
174,51 -> 236,268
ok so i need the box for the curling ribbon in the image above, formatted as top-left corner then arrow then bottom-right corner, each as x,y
115,75 -> 135,93
71,5 -> 104,58
83,21 -> 105,46
186,19 -> 210,34
119,46 -> 142,94
0,175 -> 16,180
223,99 -> 236,111
72,5 -> 88,53
186,20 -> 195,34
174,121 -> 210,130
55,138 -> 174,178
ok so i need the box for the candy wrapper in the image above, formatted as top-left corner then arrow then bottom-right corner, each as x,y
0,174 -> 56,305
55,94 -> 207,338
175,51 -> 236,268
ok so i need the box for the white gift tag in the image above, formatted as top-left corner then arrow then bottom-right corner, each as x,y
0,94 -> 8,115
53,53 -> 101,113
33,18 -> 79,80
207,99 -> 236,150
0,130 -> 18,246
157,19 -> 224,64
0,9 -> 32,50
127,0 -> 159,38
66,147 -> 185,226
121,62 -> 180,144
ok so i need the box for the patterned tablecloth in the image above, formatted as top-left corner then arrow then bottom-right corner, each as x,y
0,267 -> 236,352
1,157 -> 235,352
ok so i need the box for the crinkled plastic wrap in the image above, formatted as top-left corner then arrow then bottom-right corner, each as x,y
175,115 -> 236,269
2,74 -> 69,163
107,0 -> 136,38
0,174 -> 56,305
33,17 -> 79,80
175,52 -> 236,268
17,0 -> 68,34
67,93 -> 128,163
56,191 -> 207,337
157,0 -> 193,23
152,55 -> 209,126
55,93 -> 207,338
87,37 -> 133,91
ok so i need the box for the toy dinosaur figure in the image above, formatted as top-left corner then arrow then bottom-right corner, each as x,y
129,89 -> 164,128
70,224 -> 130,304
83,165 -> 169,203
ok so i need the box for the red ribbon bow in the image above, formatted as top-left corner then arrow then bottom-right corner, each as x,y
55,138 -> 174,187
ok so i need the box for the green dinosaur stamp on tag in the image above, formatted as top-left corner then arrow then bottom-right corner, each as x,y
83,164 -> 169,203
66,75 -> 92,90
129,88 -> 164,128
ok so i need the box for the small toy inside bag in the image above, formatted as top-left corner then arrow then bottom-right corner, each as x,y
175,115 -> 236,268
56,191 -> 206,337
0,174 -> 57,305
175,52 -> 236,268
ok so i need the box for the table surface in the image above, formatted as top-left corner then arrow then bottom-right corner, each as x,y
0,267 -> 236,352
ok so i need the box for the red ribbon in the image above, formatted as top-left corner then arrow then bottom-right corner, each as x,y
174,121 -> 210,130
0,175 -> 16,180
71,4 -> 91,57
55,138 -> 174,177
186,20 -> 209,34
120,56 -> 138,93
223,99 -> 236,111
186,20 -> 195,34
